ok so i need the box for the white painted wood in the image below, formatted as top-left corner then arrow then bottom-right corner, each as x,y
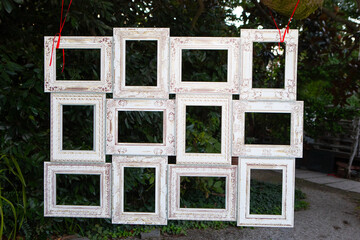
240,29 -> 298,100
112,156 -> 167,225
51,93 -> 105,162
44,162 -> 111,218
44,36 -> 113,92
176,94 -> 232,165
233,100 -> 303,158
237,158 -> 295,227
106,99 -> 175,155
113,28 -> 169,99
170,37 -> 240,94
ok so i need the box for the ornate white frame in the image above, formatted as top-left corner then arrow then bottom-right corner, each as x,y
240,29 -> 298,100
113,28 -> 169,98
112,156 -> 167,225
170,37 -> 240,94
106,99 -> 175,155
44,36 -> 113,92
238,158 -> 294,227
168,165 -> 237,221
176,94 -> 231,164
233,100 -> 303,158
51,93 -> 105,162
44,162 -> 111,218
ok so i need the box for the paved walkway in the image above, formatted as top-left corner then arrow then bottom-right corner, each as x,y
295,168 -> 360,193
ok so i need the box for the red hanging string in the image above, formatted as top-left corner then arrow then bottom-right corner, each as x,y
269,0 -> 301,48
49,0 -> 73,72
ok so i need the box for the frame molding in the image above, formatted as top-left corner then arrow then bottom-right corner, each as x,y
44,36 -> 113,93
176,94 -> 231,164
170,37 -> 240,94
44,162 -> 111,218
240,29 -> 298,100
113,28 -> 169,98
106,99 -> 175,156
238,158 -> 295,227
112,156 -> 167,225
233,100 -> 303,158
168,165 -> 237,221
51,93 -> 105,162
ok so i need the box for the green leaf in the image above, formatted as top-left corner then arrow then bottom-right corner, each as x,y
2,0 -> 13,14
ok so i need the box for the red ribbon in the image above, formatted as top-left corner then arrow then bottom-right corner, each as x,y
49,0 -> 73,72
269,0 -> 300,48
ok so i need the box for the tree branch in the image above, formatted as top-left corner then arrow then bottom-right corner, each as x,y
355,0 -> 360,12
321,7 -> 358,32
191,0 -> 205,31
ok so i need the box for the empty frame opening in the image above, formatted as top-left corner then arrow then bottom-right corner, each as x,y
125,40 -> 157,86
124,167 -> 156,213
180,176 -> 226,209
62,105 -> 94,150
250,169 -> 283,215
253,42 -> 285,88
245,112 -> 290,145
56,174 -> 100,206
182,50 -> 227,82
56,49 -> 101,81
117,111 -> 163,143
186,106 -> 221,153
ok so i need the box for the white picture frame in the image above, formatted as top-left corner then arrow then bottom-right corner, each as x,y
176,94 -> 231,164
51,93 -> 105,162
113,28 -> 169,98
168,165 -> 237,221
44,162 -> 111,218
106,99 -> 175,155
240,29 -> 298,100
238,158 -> 295,227
112,156 -> 167,225
44,36 -> 113,93
233,100 -> 303,158
170,37 -> 240,94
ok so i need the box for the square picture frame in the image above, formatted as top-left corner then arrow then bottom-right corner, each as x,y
106,99 -> 175,156
176,94 -> 231,164
168,165 -> 237,221
240,29 -> 298,100
44,162 -> 111,218
113,28 -> 169,98
233,100 -> 303,158
170,37 -> 240,94
51,93 -> 105,162
112,156 -> 167,225
238,158 -> 295,227
44,36 -> 113,92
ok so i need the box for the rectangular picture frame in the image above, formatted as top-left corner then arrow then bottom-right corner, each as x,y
44,162 -> 111,218
44,36 -> 113,93
170,37 -> 240,94
112,156 -> 167,225
240,29 -> 298,100
168,165 -> 237,221
238,158 -> 295,227
113,28 -> 169,98
233,100 -> 303,158
51,93 -> 105,162
106,99 -> 175,156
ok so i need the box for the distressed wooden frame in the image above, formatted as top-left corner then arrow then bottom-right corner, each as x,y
44,162 -> 111,218
113,28 -> 169,98
170,37 -> 240,94
176,94 -> 231,164
112,156 -> 167,225
51,93 -> 105,162
233,100 -> 303,158
44,36 -> 113,92
168,165 -> 237,221
238,158 -> 295,227
106,99 -> 175,155
240,29 -> 298,100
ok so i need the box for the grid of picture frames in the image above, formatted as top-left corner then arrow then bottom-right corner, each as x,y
43,28 -> 303,227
